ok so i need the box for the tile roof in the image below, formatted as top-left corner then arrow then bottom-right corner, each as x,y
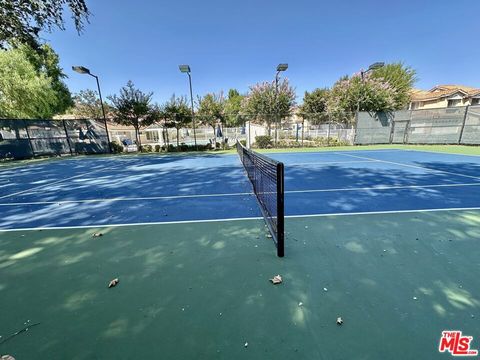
411,85 -> 480,101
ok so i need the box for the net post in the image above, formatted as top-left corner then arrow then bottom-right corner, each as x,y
276,162 -> 285,257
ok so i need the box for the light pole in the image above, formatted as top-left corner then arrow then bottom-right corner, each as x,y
275,63 -> 288,146
179,64 -> 197,150
72,65 -> 112,153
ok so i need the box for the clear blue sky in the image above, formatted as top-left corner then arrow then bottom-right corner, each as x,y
45,0 -> 480,104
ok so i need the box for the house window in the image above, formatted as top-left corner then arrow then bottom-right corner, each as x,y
146,131 -> 159,141
410,102 -> 419,110
447,99 -> 462,107
472,98 -> 480,106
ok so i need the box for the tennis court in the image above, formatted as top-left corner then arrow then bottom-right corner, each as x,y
1,148 -> 479,359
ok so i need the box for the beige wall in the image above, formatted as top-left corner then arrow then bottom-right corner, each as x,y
413,97 -> 476,110
418,99 -> 448,109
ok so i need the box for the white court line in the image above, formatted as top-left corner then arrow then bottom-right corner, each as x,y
287,182 -> 480,194
0,157 -> 140,201
2,181 -> 480,207
0,216 -> 264,232
288,160 -> 375,166
336,152 -> 480,181
0,192 -> 252,206
285,206 -> 480,219
401,148 -> 480,158
2,206 -> 480,232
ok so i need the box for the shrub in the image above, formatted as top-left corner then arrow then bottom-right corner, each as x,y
110,141 -> 124,153
141,145 -> 153,152
154,145 -> 161,152
255,135 -> 273,149
240,140 -> 247,147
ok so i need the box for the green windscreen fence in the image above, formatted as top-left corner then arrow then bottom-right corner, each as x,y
355,106 -> 480,145
0,119 -> 110,160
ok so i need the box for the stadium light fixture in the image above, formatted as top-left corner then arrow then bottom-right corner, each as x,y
274,63 -> 289,145
179,65 -> 191,73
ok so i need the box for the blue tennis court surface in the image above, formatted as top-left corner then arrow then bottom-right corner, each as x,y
2,149 -> 480,230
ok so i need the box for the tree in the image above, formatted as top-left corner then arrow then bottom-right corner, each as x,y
224,89 -> 244,127
21,44 -> 73,114
0,45 -> 71,118
72,89 -> 105,119
163,95 -> 192,146
371,63 -> 417,109
108,81 -> 157,147
298,88 -> 330,124
0,0 -> 90,51
197,92 -> 225,140
241,79 -> 296,133
326,74 -> 397,123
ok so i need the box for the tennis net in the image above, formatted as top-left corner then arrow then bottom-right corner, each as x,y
236,141 -> 285,257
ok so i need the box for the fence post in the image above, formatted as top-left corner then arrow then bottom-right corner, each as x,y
23,119 -> 35,158
301,118 -> 304,147
327,122 -> 331,146
388,114 -> 395,144
458,106 -> 469,145
404,110 -> 413,144
62,120 -> 74,156
353,111 -> 359,144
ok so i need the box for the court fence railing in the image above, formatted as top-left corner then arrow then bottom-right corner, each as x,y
141,114 -> 355,149
0,119 -> 110,160
354,105 -> 480,145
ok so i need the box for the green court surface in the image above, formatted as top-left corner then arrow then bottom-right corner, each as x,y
1,210 -> 479,359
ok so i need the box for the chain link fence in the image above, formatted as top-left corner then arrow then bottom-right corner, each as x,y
354,106 -> 480,145
0,119 -> 109,160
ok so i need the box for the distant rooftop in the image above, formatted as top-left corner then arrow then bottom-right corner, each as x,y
411,84 -> 480,101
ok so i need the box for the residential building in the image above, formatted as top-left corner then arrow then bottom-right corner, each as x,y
410,85 -> 480,110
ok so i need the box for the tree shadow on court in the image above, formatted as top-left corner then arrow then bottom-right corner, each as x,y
1,210 -> 479,359
0,220 -> 290,359
2,154 -> 247,202
0,152 -> 201,199
283,161 -> 480,216
280,210 -> 480,359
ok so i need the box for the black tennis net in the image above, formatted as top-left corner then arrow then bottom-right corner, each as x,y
236,141 -> 285,257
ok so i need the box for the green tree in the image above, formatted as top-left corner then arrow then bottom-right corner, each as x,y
108,81 -> 157,147
21,44 -> 73,114
241,79 -> 296,133
0,0 -> 90,51
326,74 -> 397,123
0,46 -> 66,118
371,63 -> 417,109
197,92 -> 225,139
72,89 -> 104,119
298,88 -> 330,124
163,95 -> 192,146
224,89 -> 244,127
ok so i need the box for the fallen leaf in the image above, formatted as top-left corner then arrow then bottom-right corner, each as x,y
108,278 -> 119,288
269,275 -> 283,285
